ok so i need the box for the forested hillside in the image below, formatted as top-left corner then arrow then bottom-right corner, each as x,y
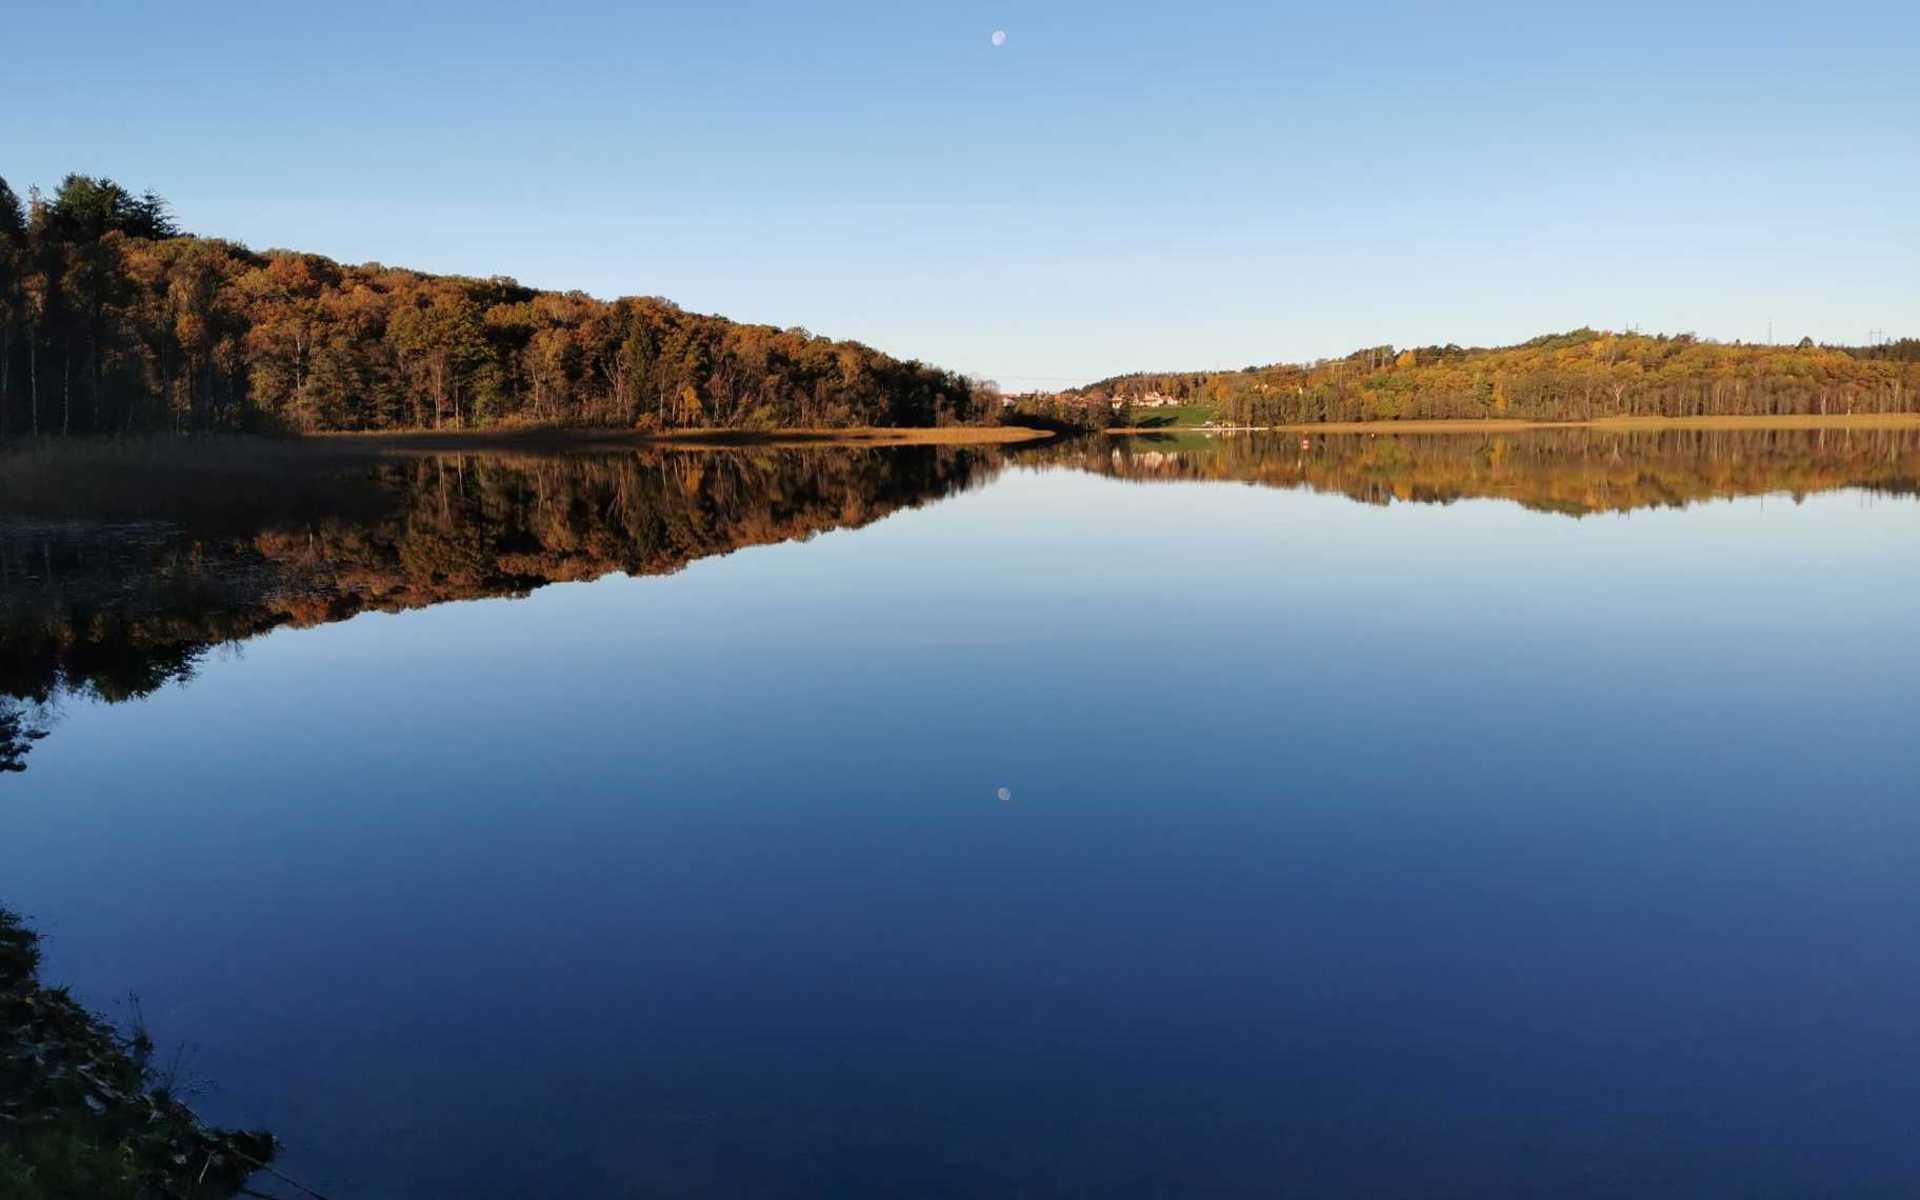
1076,329 -> 1920,426
8,174 -> 1915,439
0,175 -> 983,436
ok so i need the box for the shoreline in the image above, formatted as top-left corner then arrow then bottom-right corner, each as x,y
1110,414 -> 1920,435
306,424 -> 1054,451
0,909 -> 274,1196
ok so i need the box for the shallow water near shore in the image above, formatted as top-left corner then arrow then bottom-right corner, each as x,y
6,428 -> 1920,1197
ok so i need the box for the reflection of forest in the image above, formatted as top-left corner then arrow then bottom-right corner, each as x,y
0,442 -> 1003,770
5,426 -> 1919,772
1070,426 -> 1920,515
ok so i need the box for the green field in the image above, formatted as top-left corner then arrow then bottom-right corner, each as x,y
1116,403 -> 1219,429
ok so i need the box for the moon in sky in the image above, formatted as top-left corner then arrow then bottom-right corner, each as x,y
991,30 -> 1007,47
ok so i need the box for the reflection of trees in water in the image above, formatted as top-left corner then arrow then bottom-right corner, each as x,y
0,444 -> 1005,770
0,523 -> 276,707
6,427 -> 1919,772
0,699 -> 49,773
1072,426 -> 1920,515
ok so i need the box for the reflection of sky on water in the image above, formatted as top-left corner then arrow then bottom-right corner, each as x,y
6,465 -> 1920,1197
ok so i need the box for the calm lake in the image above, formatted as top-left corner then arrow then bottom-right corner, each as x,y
5,427 -> 1920,1197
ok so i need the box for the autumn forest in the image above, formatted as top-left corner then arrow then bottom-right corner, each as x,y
2,173 -> 1918,440
1070,330 -> 1920,427
0,175 -> 987,437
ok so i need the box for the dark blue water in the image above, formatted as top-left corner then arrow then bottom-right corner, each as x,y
6,436 -> 1920,1196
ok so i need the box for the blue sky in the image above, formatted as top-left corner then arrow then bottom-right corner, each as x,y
6,0 -> 1915,388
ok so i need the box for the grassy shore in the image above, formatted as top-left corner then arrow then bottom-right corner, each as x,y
0,910 -> 274,1198
1105,404 -> 1219,430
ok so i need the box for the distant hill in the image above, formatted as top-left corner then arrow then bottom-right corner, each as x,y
1069,329 -> 1920,426
0,174 -> 984,436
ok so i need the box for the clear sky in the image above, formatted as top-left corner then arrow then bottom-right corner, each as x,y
5,0 -> 1915,389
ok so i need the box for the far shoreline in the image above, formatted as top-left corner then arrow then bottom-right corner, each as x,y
1110,414 -> 1920,435
305,424 -> 1057,451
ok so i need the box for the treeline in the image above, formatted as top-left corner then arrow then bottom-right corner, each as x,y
1075,329 -> 1920,425
0,174 -> 985,436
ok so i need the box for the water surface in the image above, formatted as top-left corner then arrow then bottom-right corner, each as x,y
4,428 -> 1919,1196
